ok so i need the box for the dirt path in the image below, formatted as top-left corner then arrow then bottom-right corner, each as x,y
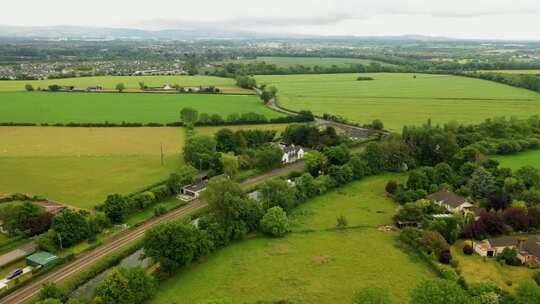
0,161 -> 305,304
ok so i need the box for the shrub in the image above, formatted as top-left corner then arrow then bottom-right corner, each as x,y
439,249 -> 452,264
534,270 -> 540,286
260,207 -> 289,237
463,244 -> 474,255
385,180 -> 398,194
336,215 -> 348,229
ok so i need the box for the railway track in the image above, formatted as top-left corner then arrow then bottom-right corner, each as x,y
1,162 -> 302,304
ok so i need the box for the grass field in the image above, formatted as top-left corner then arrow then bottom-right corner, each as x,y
0,92 -> 282,124
0,75 -> 252,94
255,73 -> 540,131
225,56 -> 395,68
151,175 -> 435,304
494,150 -> 540,170
0,127 -> 185,209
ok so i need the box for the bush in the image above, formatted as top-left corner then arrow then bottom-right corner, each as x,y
463,244 -> 474,255
260,207 -> 289,237
534,270 -> 540,286
336,215 -> 348,229
385,180 -> 399,194
439,249 -> 452,264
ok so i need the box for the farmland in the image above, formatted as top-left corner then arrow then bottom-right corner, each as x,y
0,75 -> 253,94
151,175 -> 435,304
0,127 -> 185,209
494,150 -> 540,170
256,73 -> 540,131
0,92 -> 282,124
225,56 -> 395,68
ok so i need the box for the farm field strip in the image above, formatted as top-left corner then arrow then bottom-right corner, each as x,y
494,149 -> 540,170
256,73 -> 540,130
0,92 -> 282,123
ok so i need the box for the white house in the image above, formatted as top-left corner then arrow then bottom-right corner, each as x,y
279,143 -> 305,164
428,189 -> 474,213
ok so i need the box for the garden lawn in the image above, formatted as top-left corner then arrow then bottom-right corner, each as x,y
255,73 -> 540,131
494,150 -> 540,170
451,240 -> 534,291
0,127 -> 185,209
0,75 -> 252,94
0,92 -> 281,124
227,56 -> 395,68
151,174 -> 436,304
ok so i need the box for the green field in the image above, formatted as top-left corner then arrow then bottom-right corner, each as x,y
494,150 -> 540,170
0,75 -> 251,94
477,70 -> 540,75
0,92 -> 282,124
0,127 -> 185,209
255,73 -> 540,131
151,175 -> 435,304
226,56 -> 395,68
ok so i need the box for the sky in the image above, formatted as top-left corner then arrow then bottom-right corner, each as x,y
1,0 -> 540,40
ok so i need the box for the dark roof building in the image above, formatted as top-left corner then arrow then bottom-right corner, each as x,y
428,190 -> 468,209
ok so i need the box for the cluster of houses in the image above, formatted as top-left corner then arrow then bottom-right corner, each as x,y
177,143 -> 305,201
396,188 -> 540,266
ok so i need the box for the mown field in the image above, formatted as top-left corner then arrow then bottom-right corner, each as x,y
151,175 -> 435,304
0,127 -> 185,209
0,92 -> 282,124
0,75 -> 252,94
225,56 -> 395,68
256,73 -> 540,131
494,150 -> 540,170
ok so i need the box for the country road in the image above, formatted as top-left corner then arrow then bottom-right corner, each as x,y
0,162 -> 304,304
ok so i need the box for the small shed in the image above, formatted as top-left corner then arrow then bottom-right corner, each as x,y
26,251 -> 58,268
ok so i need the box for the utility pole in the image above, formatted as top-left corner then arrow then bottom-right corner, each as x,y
160,143 -> 164,166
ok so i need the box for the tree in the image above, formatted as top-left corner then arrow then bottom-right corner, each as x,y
205,178 -> 247,221
143,221 -> 212,270
2,202 -> 51,236
323,145 -> 350,166
94,267 -> 156,304
235,76 -> 257,89
371,119 -> 384,131
260,207 -> 289,237
496,247 -> 522,266
215,128 -> 237,153
352,287 -> 392,304
515,282 -> 540,304
503,207 -> 529,232
259,179 -> 297,211
52,209 -> 89,247
469,167 -> 497,198
39,282 -> 66,302
115,83 -> 125,92
410,279 -> 471,304
295,173 -> 318,202
516,166 -> 540,189
328,165 -> 353,185
434,163 -> 455,185
363,142 -> 384,174
429,217 -> 461,244
254,144 -> 283,171
349,154 -> 369,180
103,194 -> 129,223
25,84 -> 34,91
222,153 -> 239,178
304,151 -> 328,177
386,180 -> 399,194
183,135 -> 218,170
407,171 -> 430,191
166,165 -> 197,194
420,230 -> 449,256
180,107 -> 199,125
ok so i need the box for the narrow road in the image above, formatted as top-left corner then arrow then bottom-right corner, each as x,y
0,162 -> 304,304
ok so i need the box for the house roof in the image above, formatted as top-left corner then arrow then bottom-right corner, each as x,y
183,180 -> 208,193
428,189 -> 468,208
487,236 -> 519,248
522,237 -> 540,259
26,251 -> 58,266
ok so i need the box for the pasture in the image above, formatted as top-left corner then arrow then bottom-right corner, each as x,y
226,56 -> 395,68
494,150 -> 540,170
0,75 -> 252,94
0,92 -> 282,124
255,73 -> 540,131
151,175 -> 435,304
0,127 -> 185,209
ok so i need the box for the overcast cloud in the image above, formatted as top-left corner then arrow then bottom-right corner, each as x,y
1,0 -> 539,40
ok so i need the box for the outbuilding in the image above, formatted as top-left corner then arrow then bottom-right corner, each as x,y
26,251 -> 58,268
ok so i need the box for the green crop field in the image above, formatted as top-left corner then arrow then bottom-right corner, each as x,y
255,73 -> 540,131
0,92 -> 282,124
0,127 -> 185,209
226,56 -> 395,68
151,175 -> 435,304
494,150 -> 540,170
0,75 -> 252,94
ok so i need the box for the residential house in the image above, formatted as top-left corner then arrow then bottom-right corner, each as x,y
278,143 -> 305,164
474,236 -> 540,265
181,174 -> 227,199
428,189 -> 474,214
